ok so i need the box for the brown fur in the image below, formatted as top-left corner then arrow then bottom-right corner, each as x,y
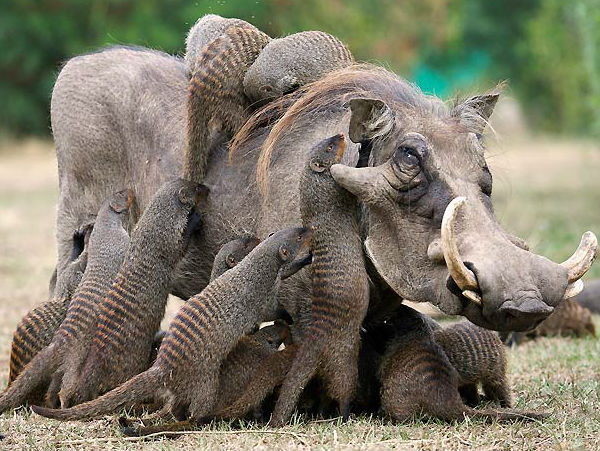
59,179 -> 208,407
32,227 -> 312,422
0,190 -> 133,412
8,247 -> 88,384
184,25 -> 270,183
270,134 -> 369,425
503,298 -> 596,345
434,321 -> 512,407
380,308 -> 545,423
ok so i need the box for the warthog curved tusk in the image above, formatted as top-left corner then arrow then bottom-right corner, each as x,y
561,231 -> 598,283
441,197 -> 481,304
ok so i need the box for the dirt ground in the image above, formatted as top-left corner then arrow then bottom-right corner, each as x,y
0,136 -> 598,450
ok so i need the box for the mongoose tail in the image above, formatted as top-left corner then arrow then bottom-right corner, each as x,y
32,367 -> 162,421
0,344 -> 61,412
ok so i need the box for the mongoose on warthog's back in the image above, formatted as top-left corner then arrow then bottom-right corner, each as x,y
59,179 -> 209,407
0,190 -> 133,412
184,24 -> 270,183
271,133 -> 370,425
379,306 -> 544,423
434,321 -> 511,407
243,31 -> 354,103
32,226 -> 312,422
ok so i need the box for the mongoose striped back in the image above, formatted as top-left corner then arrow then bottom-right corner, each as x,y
66,179 -> 207,404
0,190 -> 132,412
434,321 -> 511,408
9,245 -> 89,382
271,134 -> 370,425
184,25 -> 271,182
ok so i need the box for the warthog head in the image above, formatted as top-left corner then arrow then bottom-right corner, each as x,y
246,65 -> 597,331
330,87 -> 597,331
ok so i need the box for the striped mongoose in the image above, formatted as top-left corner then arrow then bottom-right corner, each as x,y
271,133 -> 370,425
184,24 -> 270,182
32,226 -> 313,421
8,240 -> 89,384
0,189 -> 133,412
379,306 -> 545,423
434,321 -> 511,407
122,320 -> 292,436
243,31 -> 354,103
184,15 -> 261,76
59,179 -> 209,407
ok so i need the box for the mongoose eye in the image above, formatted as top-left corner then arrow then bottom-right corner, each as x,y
226,254 -> 237,268
279,245 -> 290,261
177,187 -> 193,206
309,159 -> 327,173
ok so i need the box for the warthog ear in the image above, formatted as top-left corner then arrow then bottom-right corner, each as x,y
453,91 -> 501,136
348,98 -> 395,144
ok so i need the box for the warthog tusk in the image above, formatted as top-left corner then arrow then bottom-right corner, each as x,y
561,231 -> 598,283
441,197 -> 480,298
563,279 -> 584,299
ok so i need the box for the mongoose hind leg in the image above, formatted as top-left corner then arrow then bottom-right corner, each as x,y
45,369 -> 64,408
482,379 -> 512,408
271,346 -> 321,426
322,345 -> 359,421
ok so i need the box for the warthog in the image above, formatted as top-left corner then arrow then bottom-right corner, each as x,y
49,45 -> 596,333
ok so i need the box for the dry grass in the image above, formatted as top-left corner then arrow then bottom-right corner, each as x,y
0,136 -> 598,450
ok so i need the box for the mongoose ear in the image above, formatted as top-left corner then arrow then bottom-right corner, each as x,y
347,98 -> 395,144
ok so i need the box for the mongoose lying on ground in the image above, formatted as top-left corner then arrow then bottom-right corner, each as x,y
271,133 -> 369,425
501,297 -> 596,345
0,189 -> 133,412
434,321 -> 511,407
243,31 -> 354,103
379,306 -> 545,423
32,226 -> 313,422
59,179 -> 209,407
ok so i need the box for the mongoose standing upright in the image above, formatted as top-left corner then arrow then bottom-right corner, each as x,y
379,306 -> 545,423
243,31 -> 354,103
209,234 -> 262,281
0,189 -> 133,412
184,24 -> 270,182
32,226 -> 313,422
59,179 -> 209,407
434,321 -> 512,407
271,133 -> 370,425
8,238 -> 89,384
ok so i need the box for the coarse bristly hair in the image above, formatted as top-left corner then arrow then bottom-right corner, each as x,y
229,63 -> 503,196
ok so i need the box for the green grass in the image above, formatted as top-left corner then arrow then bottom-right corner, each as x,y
0,137 -> 598,450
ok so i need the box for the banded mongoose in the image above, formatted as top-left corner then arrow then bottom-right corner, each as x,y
270,133 -> 370,425
122,320 -> 292,436
32,226 -> 313,422
379,306 -> 545,423
0,189 -> 133,412
433,321 -> 512,407
243,31 -> 354,103
209,234 -> 262,281
502,298 -> 596,345
59,179 -> 209,407
8,245 -> 88,384
184,23 -> 270,182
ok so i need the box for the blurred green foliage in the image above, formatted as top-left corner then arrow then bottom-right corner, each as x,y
1,0 -> 598,136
